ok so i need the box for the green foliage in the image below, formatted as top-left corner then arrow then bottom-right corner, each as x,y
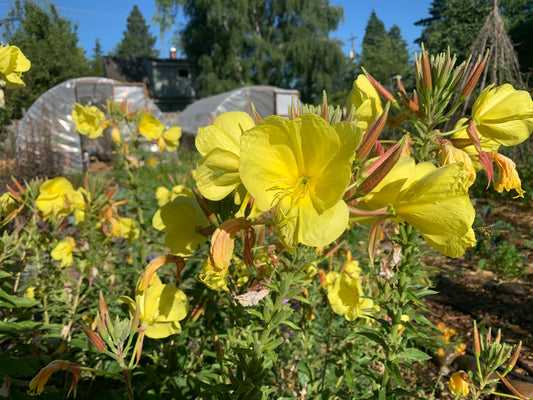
1,0 -> 91,118
115,5 -> 159,58
157,0 -> 349,103
359,11 -> 413,87
89,39 -> 105,77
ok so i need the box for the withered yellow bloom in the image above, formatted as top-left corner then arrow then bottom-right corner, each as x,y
51,237 -> 76,268
240,114 -> 358,251
194,111 -> 255,201
448,371 -> 469,397
72,103 -> 107,139
36,177 -> 86,220
0,43 -> 31,88
357,157 -> 476,258
326,260 -> 374,322
492,152 -> 525,198
121,274 -> 189,339
347,74 -> 383,133
438,140 -> 476,186
138,113 -> 164,140
472,83 -> 533,146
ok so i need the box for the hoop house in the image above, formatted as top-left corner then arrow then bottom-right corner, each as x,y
16,77 -> 167,172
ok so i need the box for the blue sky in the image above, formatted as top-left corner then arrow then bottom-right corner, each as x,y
1,0 -> 433,58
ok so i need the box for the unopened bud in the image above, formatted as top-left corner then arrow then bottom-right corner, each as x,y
83,326 -> 106,352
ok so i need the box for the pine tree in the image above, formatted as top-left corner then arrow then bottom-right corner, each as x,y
116,5 -> 159,58
90,39 -> 105,76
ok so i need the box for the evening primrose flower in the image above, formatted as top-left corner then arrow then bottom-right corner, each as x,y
72,103 -> 107,139
492,152 -> 525,198
159,126 -> 182,152
118,217 -> 139,242
448,371 -> 469,397
152,196 -> 211,256
347,74 -> 383,133
121,274 -> 188,339
438,140 -> 476,186
51,237 -> 76,268
194,111 -> 255,201
0,43 -> 31,88
356,157 -> 476,258
36,177 -> 86,220
240,113 -> 358,251
138,113 -> 164,140
154,185 -> 193,207
326,260 -> 374,322
472,83 -> 533,146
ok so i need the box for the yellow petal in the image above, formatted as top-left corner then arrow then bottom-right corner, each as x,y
195,148 -> 241,201
138,113 -> 164,140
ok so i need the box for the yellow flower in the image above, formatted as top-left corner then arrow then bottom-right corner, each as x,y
194,111 -> 255,201
0,192 -> 17,217
118,217 -> 140,242
448,371 -> 469,397
138,113 -> 164,140
438,140 -> 476,186
326,260 -> 374,322
357,157 -> 476,258
72,103 -> 107,139
199,259 -> 229,291
492,152 -> 525,198
36,177 -> 86,220
121,274 -> 189,339
154,185 -> 193,207
0,44 -> 30,88
240,113 -> 358,251
472,83 -> 533,146
152,196 -> 210,256
162,126 -> 182,151
51,237 -> 76,268
347,74 -> 384,133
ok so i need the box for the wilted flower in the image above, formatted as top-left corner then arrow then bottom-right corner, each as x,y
347,74 -> 384,133
138,113 -> 164,140
356,157 -> 476,258
194,111 -> 255,201
326,260 -> 374,322
36,177 -> 86,220
0,43 -> 31,88
51,237 -> 76,268
28,360 -> 81,397
72,103 -> 107,139
492,152 -> 525,198
240,113 -> 358,251
438,140 -> 476,186
152,196 -> 211,256
472,83 -> 533,146
448,371 -> 469,397
121,274 -> 189,339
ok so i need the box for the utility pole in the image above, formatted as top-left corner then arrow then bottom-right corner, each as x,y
347,35 -> 357,59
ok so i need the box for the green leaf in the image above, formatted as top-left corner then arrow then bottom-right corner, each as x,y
0,288 -> 38,308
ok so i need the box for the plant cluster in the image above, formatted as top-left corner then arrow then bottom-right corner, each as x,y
1,42 -> 533,399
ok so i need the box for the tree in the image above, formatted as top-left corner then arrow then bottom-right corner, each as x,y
359,11 -> 412,86
2,0 -> 91,118
155,0 -> 348,103
115,5 -> 159,58
90,39 -> 105,77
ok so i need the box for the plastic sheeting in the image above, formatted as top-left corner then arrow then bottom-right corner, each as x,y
177,85 -> 299,136
16,77 -> 167,172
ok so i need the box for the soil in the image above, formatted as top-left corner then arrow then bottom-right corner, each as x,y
419,198 -> 533,398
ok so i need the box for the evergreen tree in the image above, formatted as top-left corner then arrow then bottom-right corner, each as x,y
360,11 -> 411,86
2,0 -> 91,118
116,5 -> 159,58
155,0 -> 348,103
90,39 -> 105,77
